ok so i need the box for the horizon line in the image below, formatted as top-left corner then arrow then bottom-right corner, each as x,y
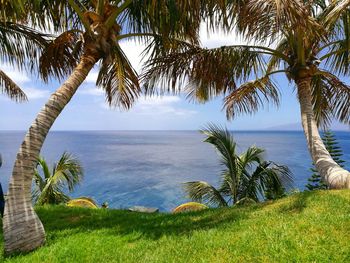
0,129 -> 348,132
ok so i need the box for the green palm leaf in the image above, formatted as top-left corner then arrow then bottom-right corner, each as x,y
184,181 -> 228,207
32,152 -> 84,205
97,44 -> 140,109
185,125 -> 293,207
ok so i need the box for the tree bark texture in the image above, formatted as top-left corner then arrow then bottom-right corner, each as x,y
3,53 -> 99,254
296,77 -> 350,189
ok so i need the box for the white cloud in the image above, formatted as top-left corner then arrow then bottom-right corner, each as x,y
0,64 -> 50,100
0,64 -> 31,83
132,96 -> 197,116
138,96 -> 180,106
101,95 -> 197,117
79,87 -> 104,96
22,87 -> 50,100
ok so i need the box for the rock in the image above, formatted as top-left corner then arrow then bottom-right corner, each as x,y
128,206 -> 159,213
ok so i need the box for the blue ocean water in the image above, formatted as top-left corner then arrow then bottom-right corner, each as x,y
0,130 -> 349,211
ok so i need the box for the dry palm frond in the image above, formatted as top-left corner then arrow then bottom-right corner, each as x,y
0,70 -> 27,102
39,30 -> 82,82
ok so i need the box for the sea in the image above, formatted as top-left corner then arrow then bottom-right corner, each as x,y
0,130 -> 349,211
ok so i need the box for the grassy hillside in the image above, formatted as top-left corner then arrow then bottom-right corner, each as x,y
1,190 -> 350,262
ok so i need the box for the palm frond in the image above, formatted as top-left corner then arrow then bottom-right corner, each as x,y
262,162 -> 293,200
311,73 -> 333,128
97,44 -> 140,109
201,124 -> 242,203
141,33 -> 196,62
143,45 -> 269,99
36,182 -> 70,205
237,0 -> 320,42
0,21 -> 49,71
32,169 -> 45,203
224,76 -> 280,119
321,0 -> 350,31
36,156 -> 51,180
267,162 -> 294,188
0,70 -> 27,102
200,124 -> 237,174
120,0 -> 202,44
218,171 -> 235,204
183,181 -> 228,207
266,38 -> 290,73
323,35 -> 350,75
238,161 -> 268,202
239,161 -> 293,201
53,152 -> 84,192
32,152 -> 83,205
0,0 -> 25,20
238,146 -> 265,170
39,30 -> 82,82
312,70 -> 350,126
25,0 -> 86,33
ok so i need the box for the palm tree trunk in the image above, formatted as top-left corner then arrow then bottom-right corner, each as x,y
296,77 -> 350,189
2,52 -> 99,254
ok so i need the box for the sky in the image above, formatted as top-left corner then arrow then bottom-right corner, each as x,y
0,24 -> 349,131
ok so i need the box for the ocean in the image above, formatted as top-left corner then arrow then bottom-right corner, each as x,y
0,130 -> 349,211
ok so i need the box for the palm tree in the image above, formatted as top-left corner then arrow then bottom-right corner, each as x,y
3,0 -> 210,254
143,0 -> 350,190
32,152 -> 84,205
184,124 -> 293,207
0,0 -> 49,102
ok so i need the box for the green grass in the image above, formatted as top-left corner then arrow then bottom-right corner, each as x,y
1,190 -> 350,262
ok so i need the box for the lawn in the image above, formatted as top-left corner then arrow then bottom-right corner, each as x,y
1,190 -> 350,262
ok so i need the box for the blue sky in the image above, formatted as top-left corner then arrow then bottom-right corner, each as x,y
0,24 -> 349,131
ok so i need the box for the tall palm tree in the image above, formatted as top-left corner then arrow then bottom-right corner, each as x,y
32,152 -> 84,205
184,124 -> 293,207
3,0 -> 211,254
143,0 -> 350,190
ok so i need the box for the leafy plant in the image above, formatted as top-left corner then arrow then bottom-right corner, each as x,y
32,152 -> 83,205
184,124 -> 293,207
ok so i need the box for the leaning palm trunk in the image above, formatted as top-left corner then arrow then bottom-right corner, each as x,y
3,51 -> 99,254
296,77 -> 350,189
